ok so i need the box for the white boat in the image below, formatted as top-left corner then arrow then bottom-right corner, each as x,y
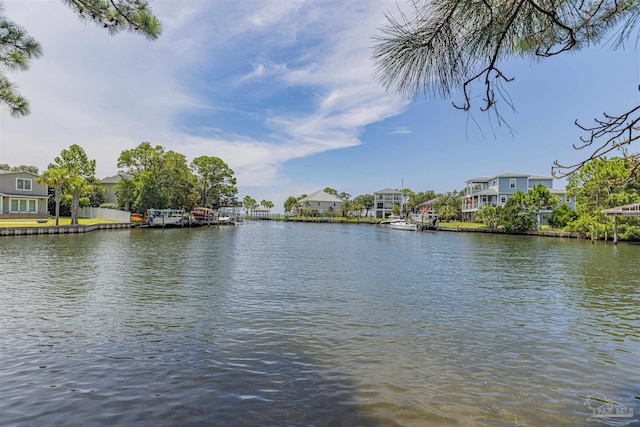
389,220 -> 417,231
146,209 -> 186,227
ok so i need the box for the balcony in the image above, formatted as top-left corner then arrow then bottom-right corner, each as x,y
462,201 -> 500,211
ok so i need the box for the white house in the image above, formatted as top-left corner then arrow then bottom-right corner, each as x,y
374,188 -> 404,218
297,190 -> 343,215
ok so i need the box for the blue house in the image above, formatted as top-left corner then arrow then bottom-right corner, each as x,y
462,173 -> 574,221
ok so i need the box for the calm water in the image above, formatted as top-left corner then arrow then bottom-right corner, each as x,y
0,222 -> 638,426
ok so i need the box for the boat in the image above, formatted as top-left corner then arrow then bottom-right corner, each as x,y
389,220 -> 418,231
191,207 -> 216,223
191,207 -> 232,224
130,212 -> 147,223
146,209 -> 186,227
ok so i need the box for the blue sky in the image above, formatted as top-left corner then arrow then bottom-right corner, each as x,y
0,1 -> 638,211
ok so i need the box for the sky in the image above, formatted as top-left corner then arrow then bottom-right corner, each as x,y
0,0 -> 638,212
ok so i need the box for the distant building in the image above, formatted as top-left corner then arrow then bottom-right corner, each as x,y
297,190 -> 343,215
0,170 -> 49,218
101,175 -> 121,205
417,197 -> 438,215
374,188 -> 404,218
462,172 -> 574,221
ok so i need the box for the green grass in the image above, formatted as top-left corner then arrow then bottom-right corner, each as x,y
439,221 -> 486,229
0,217 -> 119,228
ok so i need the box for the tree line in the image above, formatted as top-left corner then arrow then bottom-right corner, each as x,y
3,142 -> 237,225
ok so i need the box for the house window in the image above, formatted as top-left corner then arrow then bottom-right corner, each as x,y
565,196 -> 571,202
509,178 -> 516,189
16,178 -> 32,191
491,180 -> 496,186
10,198 -> 37,213
500,195 -> 507,205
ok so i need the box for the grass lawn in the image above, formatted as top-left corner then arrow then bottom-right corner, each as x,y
0,217 -> 119,228
439,221 -> 486,229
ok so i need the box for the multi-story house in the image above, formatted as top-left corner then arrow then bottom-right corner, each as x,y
0,170 -> 50,218
374,188 -> 404,218
297,190 -> 343,215
462,172 -> 574,221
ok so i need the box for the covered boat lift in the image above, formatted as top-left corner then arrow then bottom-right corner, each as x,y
602,203 -> 640,244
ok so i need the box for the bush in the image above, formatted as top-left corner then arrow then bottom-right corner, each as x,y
100,203 -> 120,210
548,203 -> 577,229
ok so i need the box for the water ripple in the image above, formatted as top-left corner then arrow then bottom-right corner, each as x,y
0,225 -> 638,425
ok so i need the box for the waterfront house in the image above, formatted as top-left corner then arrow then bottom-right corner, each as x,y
0,170 -> 49,218
462,172 -> 574,221
417,197 -> 438,215
297,190 -> 343,215
101,175 -> 121,205
374,188 -> 404,218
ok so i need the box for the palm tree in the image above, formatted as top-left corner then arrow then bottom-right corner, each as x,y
36,165 -> 66,225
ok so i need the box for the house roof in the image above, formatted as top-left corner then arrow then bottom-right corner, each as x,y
101,175 -> 121,184
471,188 -> 500,196
466,177 -> 492,183
299,190 -> 343,203
101,174 -> 131,184
374,188 -> 402,194
417,197 -> 439,207
467,172 -> 554,184
0,170 -> 39,177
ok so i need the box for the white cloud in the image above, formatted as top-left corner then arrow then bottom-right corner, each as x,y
0,0 -> 407,210
389,127 -> 412,135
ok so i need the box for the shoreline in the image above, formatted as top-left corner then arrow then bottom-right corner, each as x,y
0,222 -> 132,236
0,220 -> 631,244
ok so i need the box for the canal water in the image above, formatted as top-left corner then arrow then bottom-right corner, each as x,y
0,222 -> 638,426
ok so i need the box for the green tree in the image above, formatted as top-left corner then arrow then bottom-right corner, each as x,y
0,1 -> 160,117
36,165 -> 65,225
500,190 -> 534,233
117,142 -> 198,212
51,144 -> 96,225
260,199 -> 274,214
164,151 -> 198,210
323,187 -> 338,196
475,205 -> 500,229
391,203 -> 400,216
548,203 -> 578,229
86,176 -> 107,207
432,190 -> 462,221
191,156 -> 237,208
412,190 -> 437,207
117,142 -> 167,211
525,184 -> 561,231
351,199 -> 365,220
243,195 -> 257,215
284,196 -> 298,214
341,200 -> 353,217
373,1 -> 640,175
354,194 -> 374,217
565,157 -> 640,235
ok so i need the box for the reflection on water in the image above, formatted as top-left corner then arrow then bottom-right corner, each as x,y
0,223 -> 638,426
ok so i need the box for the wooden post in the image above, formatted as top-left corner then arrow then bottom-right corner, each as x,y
613,216 -> 618,245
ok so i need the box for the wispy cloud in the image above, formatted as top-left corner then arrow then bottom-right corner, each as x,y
389,127 -> 412,135
0,0 -> 406,208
